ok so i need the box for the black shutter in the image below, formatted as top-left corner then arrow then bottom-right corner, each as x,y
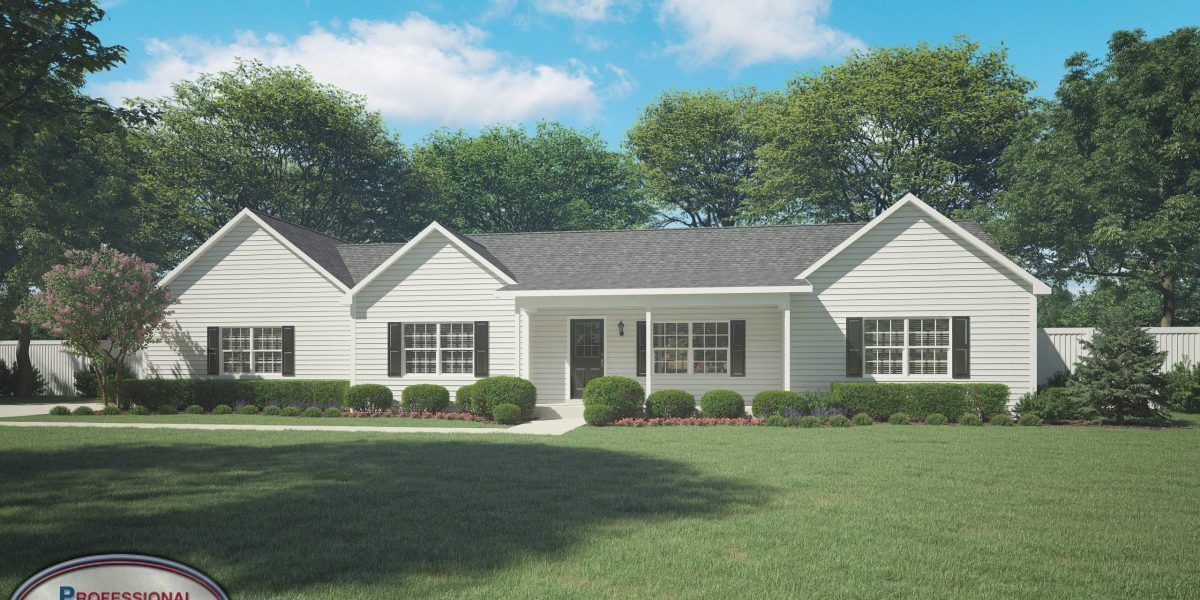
637,321 -> 647,376
387,322 -> 403,376
846,317 -> 864,377
474,321 -> 489,377
730,320 -> 746,377
281,326 -> 295,376
206,327 -> 220,375
952,316 -> 970,378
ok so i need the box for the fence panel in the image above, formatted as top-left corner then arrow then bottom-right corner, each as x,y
1038,327 -> 1200,386
0,341 -> 90,397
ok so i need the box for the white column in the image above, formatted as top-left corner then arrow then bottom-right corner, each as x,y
514,307 -> 522,378
645,308 -> 653,395
348,296 -> 357,385
518,307 -> 531,379
783,304 -> 792,391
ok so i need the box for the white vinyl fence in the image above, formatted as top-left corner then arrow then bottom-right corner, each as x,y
0,340 -> 91,397
1038,327 -> 1200,386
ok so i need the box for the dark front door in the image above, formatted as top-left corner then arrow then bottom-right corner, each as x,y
570,319 -> 604,399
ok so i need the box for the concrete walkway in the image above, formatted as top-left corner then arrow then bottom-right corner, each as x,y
0,401 -> 102,418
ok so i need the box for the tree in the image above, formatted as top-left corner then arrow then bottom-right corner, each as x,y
1038,280 -> 1199,328
0,0 -> 125,158
626,89 -> 761,227
136,60 -> 420,246
989,28 -> 1200,326
750,37 -> 1033,223
1068,310 -> 1167,420
15,247 -> 176,407
412,122 -> 651,233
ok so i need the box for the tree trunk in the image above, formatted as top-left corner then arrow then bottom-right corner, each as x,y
14,323 -> 34,397
114,353 -> 126,409
1160,275 -> 1176,327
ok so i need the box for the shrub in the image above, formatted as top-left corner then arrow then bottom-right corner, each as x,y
960,413 -> 983,426
324,407 -> 342,418
700,390 -> 744,418
1163,360 -> 1200,413
1041,369 -> 1072,390
1069,310 -> 1167,420
212,404 -> 233,415
584,404 -> 616,426
98,405 -> 122,415
581,376 -> 642,419
926,413 -> 948,425
157,404 -> 178,415
0,360 -> 12,396
764,414 -> 790,427
492,403 -> 523,424
474,376 -> 538,417
827,414 -> 851,427
72,406 -> 95,416
281,406 -> 301,417
345,384 -> 394,412
751,390 -> 803,417
237,404 -> 259,415
131,404 -> 152,415
123,379 -> 191,411
796,415 -> 822,428
1016,387 -> 1091,422
888,412 -> 911,425
122,379 -> 350,411
49,405 -> 71,416
455,384 -> 476,412
1018,413 -> 1044,426
74,362 -> 137,399
262,405 -> 282,416
850,412 -> 873,426
832,382 -> 1010,420
990,413 -> 1013,426
402,384 -> 451,413
301,407 -> 323,418
646,390 -> 696,418
184,404 -> 204,414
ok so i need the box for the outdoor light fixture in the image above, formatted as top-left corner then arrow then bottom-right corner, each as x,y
618,321 -> 625,336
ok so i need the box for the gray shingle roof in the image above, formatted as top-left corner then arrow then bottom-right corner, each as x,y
252,211 -> 1001,291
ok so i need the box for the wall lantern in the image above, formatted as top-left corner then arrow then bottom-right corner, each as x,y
617,321 -> 625,336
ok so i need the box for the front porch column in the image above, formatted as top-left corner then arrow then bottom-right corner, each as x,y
783,303 -> 792,391
517,307 -> 531,379
645,308 -> 653,396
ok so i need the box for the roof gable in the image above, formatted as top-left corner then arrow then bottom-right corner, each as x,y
347,222 -> 517,296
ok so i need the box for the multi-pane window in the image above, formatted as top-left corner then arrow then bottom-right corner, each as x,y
863,318 -> 950,376
405,323 -> 474,375
221,327 -> 280,374
653,321 -> 729,374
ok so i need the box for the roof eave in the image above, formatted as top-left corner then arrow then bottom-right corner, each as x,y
496,284 -> 813,298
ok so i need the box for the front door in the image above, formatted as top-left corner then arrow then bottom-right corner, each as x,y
570,319 -> 604,399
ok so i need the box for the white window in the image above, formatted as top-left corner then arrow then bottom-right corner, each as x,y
405,323 -> 474,375
653,321 -> 729,374
221,327 -> 281,374
863,318 -> 950,376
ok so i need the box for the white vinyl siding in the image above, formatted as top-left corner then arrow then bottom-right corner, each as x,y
791,202 -> 1036,399
140,220 -> 349,379
354,231 -> 515,398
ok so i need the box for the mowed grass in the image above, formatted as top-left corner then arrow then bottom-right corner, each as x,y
0,414 -> 502,428
1,422 -> 1197,599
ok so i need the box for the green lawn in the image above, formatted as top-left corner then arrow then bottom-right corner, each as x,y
1,422 -> 1197,599
0,414 -> 502,428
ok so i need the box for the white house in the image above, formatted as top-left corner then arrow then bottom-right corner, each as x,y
141,194 -> 1051,413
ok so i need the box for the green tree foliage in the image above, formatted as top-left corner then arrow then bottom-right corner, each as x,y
750,37 -> 1033,223
0,0 -> 125,157
625,89 -> 761,227
136,60 -> 420,246
1068,310 -> 1167,420
991,28 -> 1200,325
1039,281 -> 1200,328
412,122 -> 650,232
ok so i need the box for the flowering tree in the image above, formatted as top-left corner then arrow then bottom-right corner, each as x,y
15,246 -> 176,408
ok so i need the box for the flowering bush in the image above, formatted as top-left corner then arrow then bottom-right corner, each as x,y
612,416 -> 764,427
15,247 -> 176,408
344,410 -> 495,423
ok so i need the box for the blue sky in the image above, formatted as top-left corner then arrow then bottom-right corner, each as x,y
89,0 -> 1200,147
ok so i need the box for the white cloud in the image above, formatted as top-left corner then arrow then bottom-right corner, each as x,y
534,0 -> 621,21
94,14 -> 601,126
659,0 -> 864,67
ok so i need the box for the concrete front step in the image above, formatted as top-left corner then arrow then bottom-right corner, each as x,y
531,403 -> 584,420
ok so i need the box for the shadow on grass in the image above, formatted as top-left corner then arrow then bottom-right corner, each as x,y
0,437 -> 764,596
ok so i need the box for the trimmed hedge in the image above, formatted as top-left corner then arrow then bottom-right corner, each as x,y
831,382 -> 1010,421
888,412 -> 911,425
700,390 -> 745,418
926,413 -> 948,425
49,406 -> 71,416
584,404 -> 616,426
455,384 -> 477,412
402,384 -> 450,413
582,376 -> 644,420
492,403 -> 522,424
345,384 -> 394,412
472,376 -> 537,417
751,391 -> 800,417
123,379 -> 350,411
646,390 -> 696,418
